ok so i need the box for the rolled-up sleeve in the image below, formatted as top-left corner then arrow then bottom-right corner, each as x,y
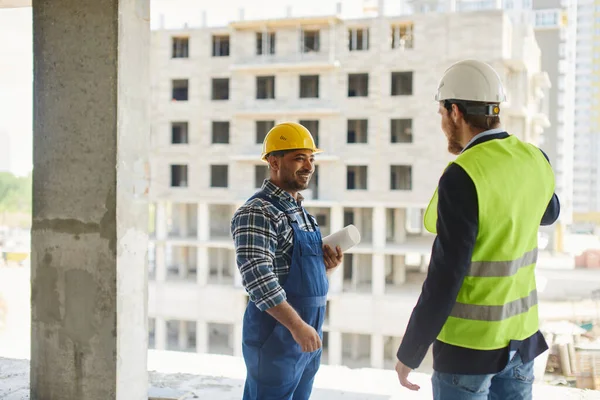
231,206 -> 286,311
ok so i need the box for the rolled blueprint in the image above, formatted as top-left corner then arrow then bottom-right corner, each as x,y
322,224 -> 361,253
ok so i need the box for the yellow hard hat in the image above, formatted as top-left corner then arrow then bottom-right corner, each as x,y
261,122 -> 322,161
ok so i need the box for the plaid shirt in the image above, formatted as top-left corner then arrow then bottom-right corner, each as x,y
231,179 -> 319,311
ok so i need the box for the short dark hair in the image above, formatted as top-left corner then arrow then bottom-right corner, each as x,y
267,150 -> 293,159
444,100 -> 501,131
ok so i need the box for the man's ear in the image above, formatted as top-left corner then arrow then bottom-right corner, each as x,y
267,156 -> 280,172
451,103 -> 463,124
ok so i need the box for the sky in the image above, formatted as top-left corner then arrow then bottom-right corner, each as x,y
0,0 -> 403,176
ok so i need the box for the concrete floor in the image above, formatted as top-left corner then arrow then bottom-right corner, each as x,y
2,351 -> 600,400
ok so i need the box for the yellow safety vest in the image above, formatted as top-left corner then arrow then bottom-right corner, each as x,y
424,135 -> 555,350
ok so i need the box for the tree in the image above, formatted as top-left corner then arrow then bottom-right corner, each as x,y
0,172 -> 32,218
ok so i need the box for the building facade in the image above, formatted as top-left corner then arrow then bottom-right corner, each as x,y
147,10 -> 549,370
572,0 -> 600,231
531,0 -> 577,249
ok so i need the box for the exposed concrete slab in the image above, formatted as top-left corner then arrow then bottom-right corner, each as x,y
1,352 -> 599,400
31,0 -> 150,399
0,0 -> 31,8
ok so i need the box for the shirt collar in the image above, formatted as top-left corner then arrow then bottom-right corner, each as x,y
261,179 -> 304,208
461,128 -> 505,154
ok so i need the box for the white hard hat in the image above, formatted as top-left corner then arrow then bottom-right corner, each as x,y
435,60 -> 507,104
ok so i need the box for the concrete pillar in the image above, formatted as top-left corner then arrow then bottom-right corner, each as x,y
156,202 -> 167,240
353,208 -> 362,236
179,204 -> 189,238
155,317 -> 167,351
31,1 -> 149,399
198,202 -> 209,241
372,206 -> 386,248
328,330 -> 343,365
328,206 -> 344,293
197,247 -> 209,286
394,208 -> 407,243
448,0 -> 457,12
351,255 -> 359,290
420,254 -> 429,273
178,247 -> 188,279
393,255 -> 406,285
196,321 -> 208,354
351,333 -> 360,360
372,254 -> 385,295
328,20 -> 336,63
233,322 -> 243,357
371,334 -> 384,369
155,244 -> 167,282
178,320 -> 188,350
197,202 -> 210,285
216,248 -> 224,283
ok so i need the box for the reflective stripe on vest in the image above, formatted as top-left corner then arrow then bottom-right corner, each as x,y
424,135 -> 555,351
469,248 -> 538,278
450,289 -> 538,321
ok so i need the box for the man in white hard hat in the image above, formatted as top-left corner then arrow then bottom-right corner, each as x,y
394,60 -> 560,399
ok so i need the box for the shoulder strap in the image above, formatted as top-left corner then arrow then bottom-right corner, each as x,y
249,191 -> 298,223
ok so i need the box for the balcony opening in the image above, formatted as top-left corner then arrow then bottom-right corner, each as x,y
212,121 -> 230,144
212,35 -> 230,57
166,320 -> 196,352
256,120 -> 275,144
165,245 -> 197,282
384,255 -> 408,292
208,248 -> 235,285
305,165 -> 319,200
172,36 -> 189,58
148,243 -> 156,280
390,165 -> 412,190
405,207 -> 423,235
256,76 -> 275,99
209,204 -> 235,238
384,336 -> 404,369
302,30 -> 320,53
170,164 -> 188,187
304,207 -> 330,236
256,31 -> 276,55
171,122 -> 189,144
346,165 -> 368,190
391,119 -> 413,143
171,79 -> 188,101
212,78 -> 230,101
342,333 -> 371,368
210,165 -> 229,188
343,253 -> 372,293
349,28 -> 369,51
255,165 -> 269,188
321,330 -> 330,365
148,318 -> 156,349
300,75 -> 319,98
391,71 -> 414,96
348,73 -> 369,97
343,207 -> 373,242
299,120 -> 319,146
347,119 -> 368,143
391,24 -> 414,50
166,203 -> 198,238
208,323 -> 234,356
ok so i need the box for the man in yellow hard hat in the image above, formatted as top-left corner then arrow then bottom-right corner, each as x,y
231,122 -> 343,400
394,60 -> 560,399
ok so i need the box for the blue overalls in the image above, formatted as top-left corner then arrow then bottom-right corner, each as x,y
242,191 -> 329,400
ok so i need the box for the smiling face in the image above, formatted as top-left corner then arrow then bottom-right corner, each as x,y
268,149 -> 315,194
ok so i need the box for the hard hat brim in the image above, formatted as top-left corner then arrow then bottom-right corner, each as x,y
261,147 -> 323,162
